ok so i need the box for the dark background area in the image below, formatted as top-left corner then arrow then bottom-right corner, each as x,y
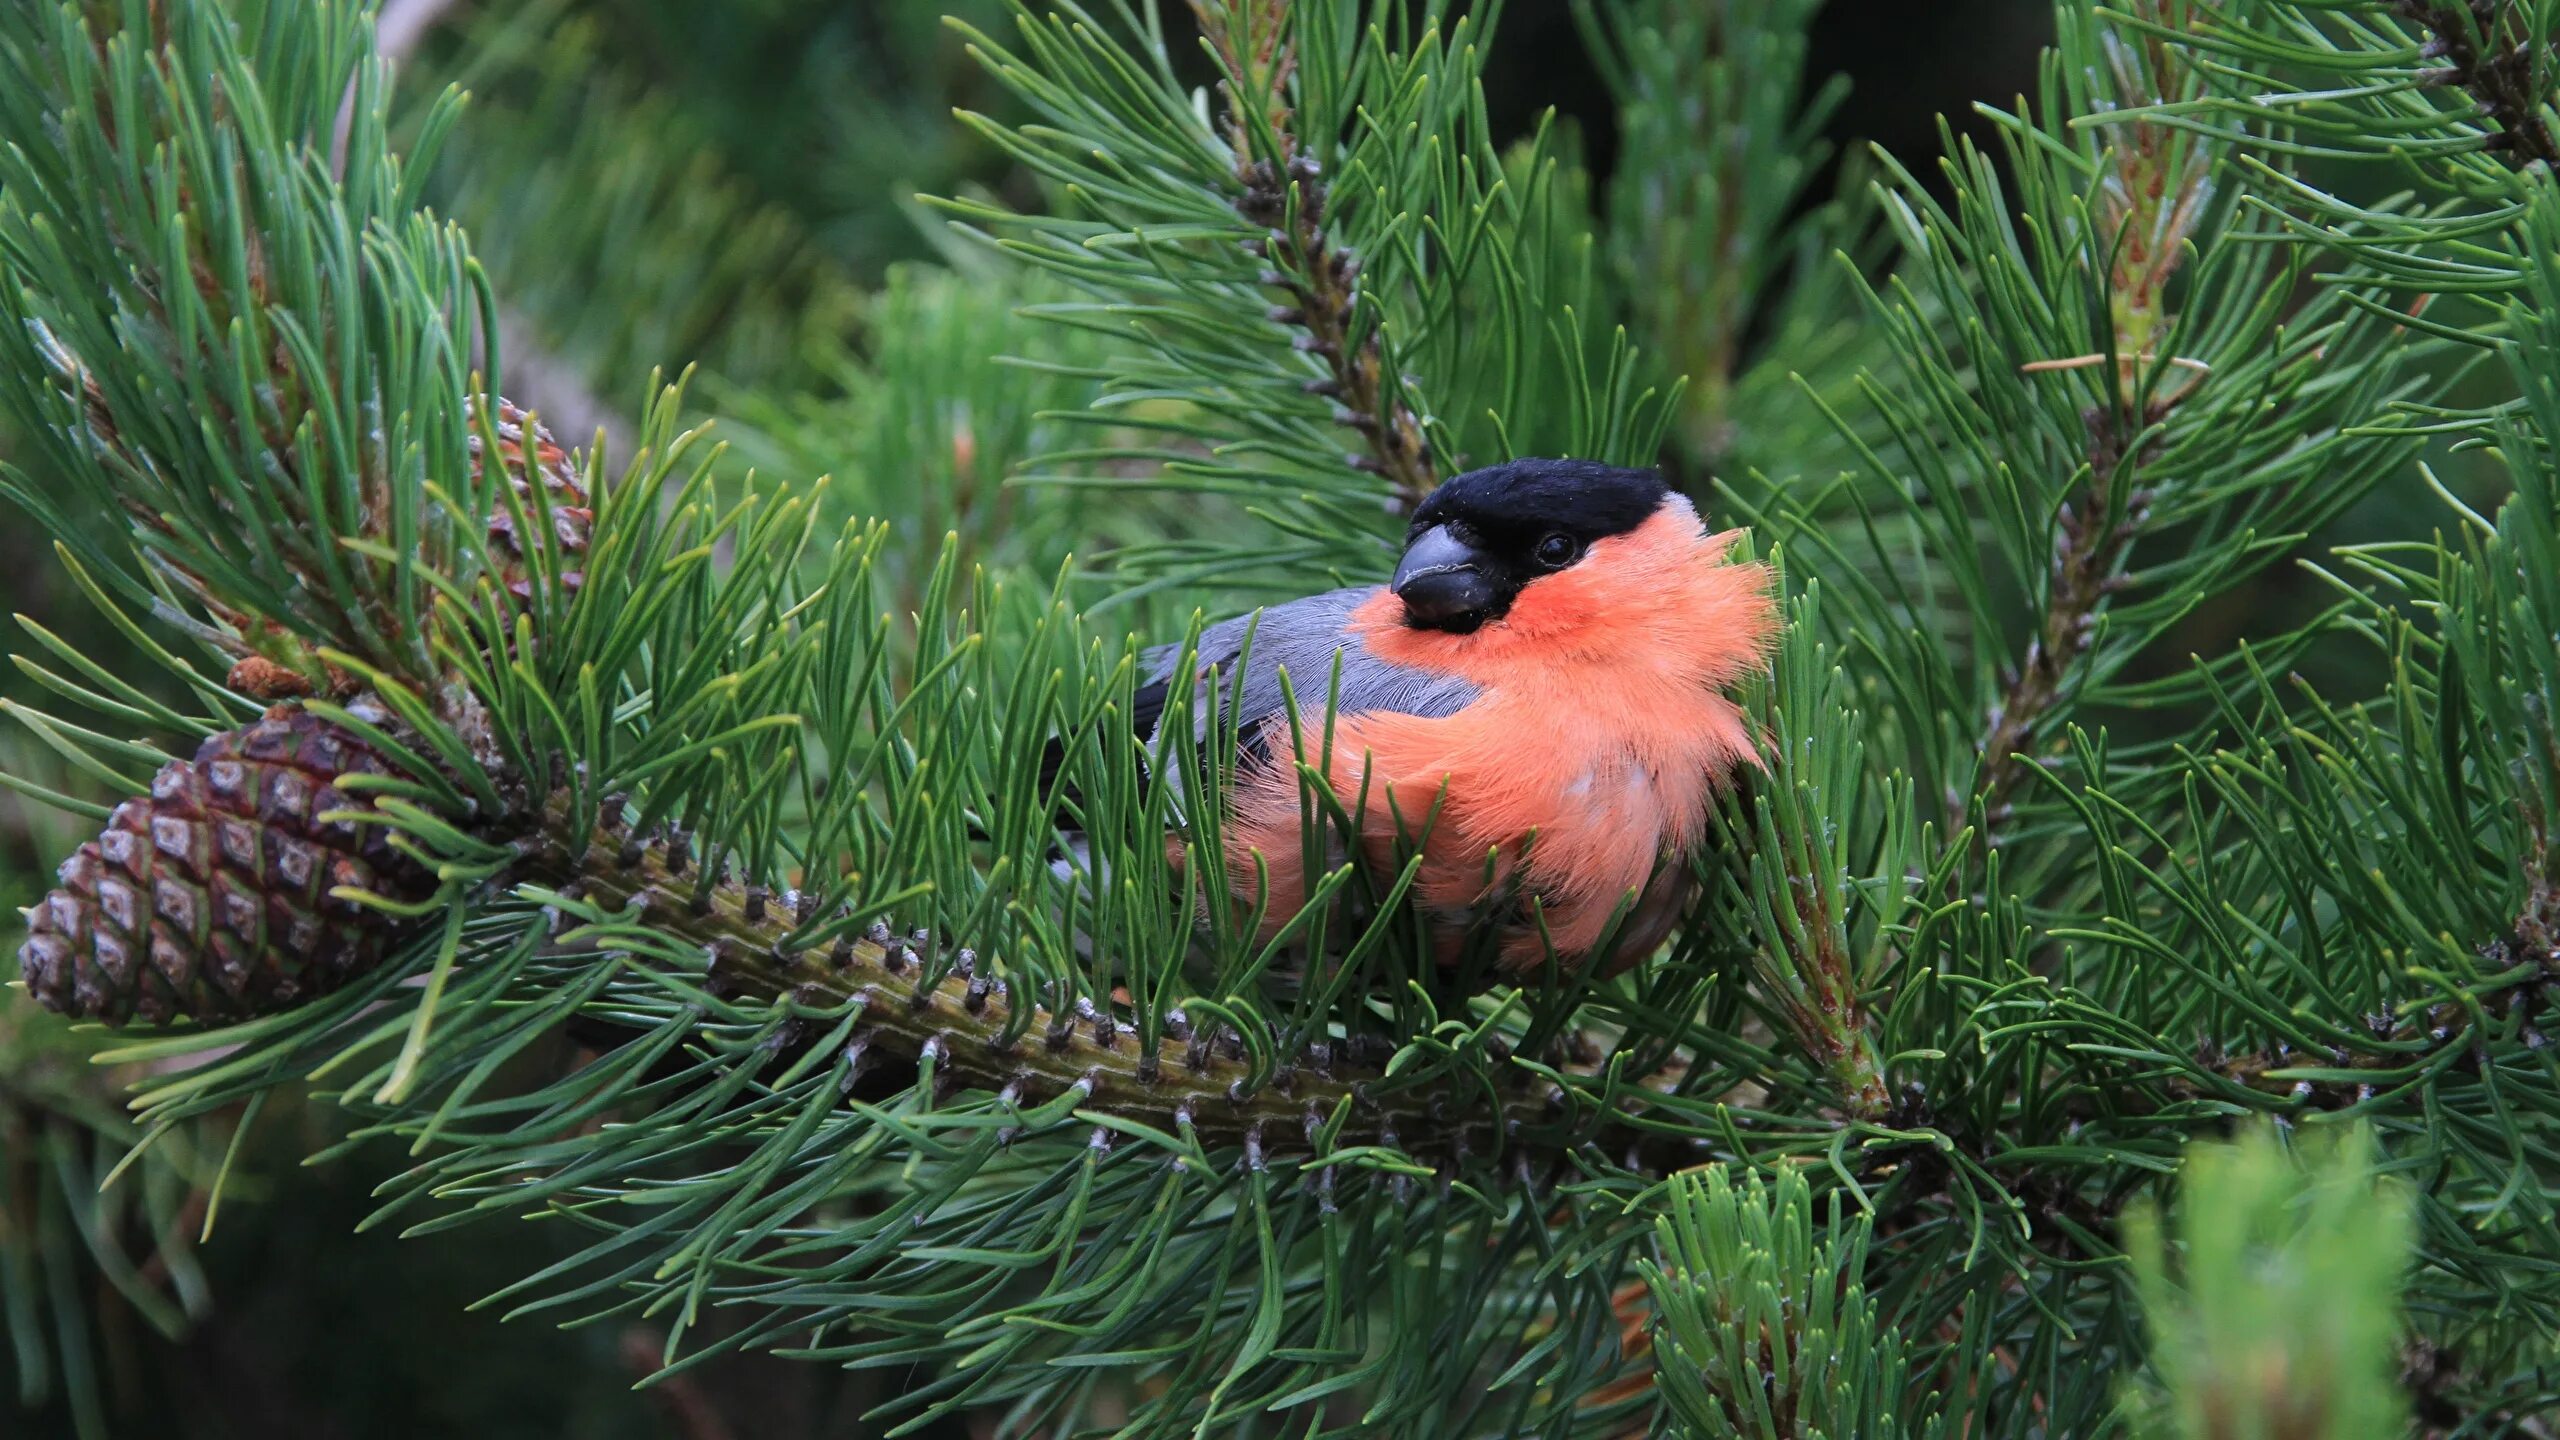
1507,0 -> 2054,200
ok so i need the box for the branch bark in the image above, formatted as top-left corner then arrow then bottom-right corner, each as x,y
2397,1 -> 2560,167
1193,6 -> 1439,512
1244,166 -> 1438,511
529,798 -> 1648,1169
1965,0 -> 2202,829
1966,405 -> 2148,828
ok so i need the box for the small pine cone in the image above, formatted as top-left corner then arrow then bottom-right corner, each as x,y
468,398 -> 592,601
17,710 -> 437,1024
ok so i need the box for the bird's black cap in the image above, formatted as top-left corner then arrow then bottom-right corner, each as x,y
1408,458 -> 1667,552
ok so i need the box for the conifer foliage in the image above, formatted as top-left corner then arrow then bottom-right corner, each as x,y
0,0 -> 2556,1434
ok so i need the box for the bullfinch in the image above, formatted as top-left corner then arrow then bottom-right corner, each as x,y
1085,458 -> 1777,980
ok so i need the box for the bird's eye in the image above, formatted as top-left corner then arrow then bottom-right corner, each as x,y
1533,533 -> 1581,569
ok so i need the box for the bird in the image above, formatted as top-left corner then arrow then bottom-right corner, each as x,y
1068,458 -> 1776,980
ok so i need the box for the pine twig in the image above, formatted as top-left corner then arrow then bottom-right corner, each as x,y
1193,4 -> 1439,511
1762,817 -> 1892,1120
1245,170 -> 1436,509
2397,0 -> 2560,167
1969,11 -> 2203,827
1968,404 -> 2150,826
2517,719 -> 2560,964
2402,1337 -> 2560,1438
528,796 -> 1643,1168
1187,0 -> 1296,163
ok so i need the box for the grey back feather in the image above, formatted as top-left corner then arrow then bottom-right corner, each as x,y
1141,587 -> 1480,753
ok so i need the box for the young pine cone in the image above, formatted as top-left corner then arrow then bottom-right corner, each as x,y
221,397 -> 593,704
17,709 -> 437,1024
470,398 -> 592,602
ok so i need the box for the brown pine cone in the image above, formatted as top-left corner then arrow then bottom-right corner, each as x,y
17,709 -> 438,1024
470,398 -> 592,601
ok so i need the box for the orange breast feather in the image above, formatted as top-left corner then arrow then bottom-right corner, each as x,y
1220,500 -> 1775,974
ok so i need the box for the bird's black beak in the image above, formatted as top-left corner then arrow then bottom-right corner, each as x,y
1392,524 -> 1498,631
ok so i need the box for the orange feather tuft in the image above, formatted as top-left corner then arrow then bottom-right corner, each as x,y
1224,496 -> 1776,974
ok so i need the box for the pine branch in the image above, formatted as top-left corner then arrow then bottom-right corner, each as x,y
2396,0 -> 2560,166
1239,164 -> 1437,509
1188,0 -> 1296,160
2133,0 -> 2560,331
1970,403 -> 2152,827
1188,0 -> 1434,508
529,796 -> 1620,1162
2165,966 -> 2554,1113
1971,1 -> 2208,827
2124,1126 -> 2413,1439
19,1 -> 2560,1430
1713,587 -> 1901,1119
0,0 -> 488,694
1641,1164 -> 1948,1437
946,1 -> 1673,593
0,4 -> 1730,1371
